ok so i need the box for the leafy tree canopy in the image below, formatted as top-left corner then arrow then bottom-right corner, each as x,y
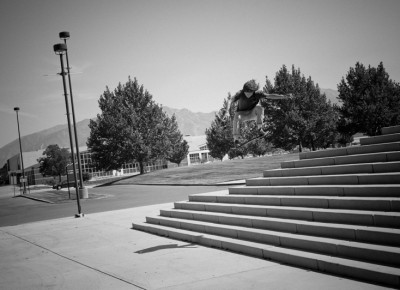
206,95 -> 235,160
264,65 -> 338,151
87,77 -> 186,174
37,144 -> 70,182
337,62 -> 400,136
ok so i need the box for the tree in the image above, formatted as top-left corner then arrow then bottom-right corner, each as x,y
87,77 -> 185,174
337,62 -> 400,137
37,144 -> 70,182
0,163 -> 8,185
168,139 -> 189,166
247,136 -> 272,157
164,114 -> 189,166
206,94 -> 235,160
264,65 -> 338,151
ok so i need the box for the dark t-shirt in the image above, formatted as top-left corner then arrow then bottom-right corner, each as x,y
232,91 -> 265,112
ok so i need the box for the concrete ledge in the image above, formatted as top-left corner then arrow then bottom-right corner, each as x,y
221,239 -> 264,258
300,148 -> 348,160
280,197 -> 329,208
249,173 -> 400,187
294,186 -> 344,196
357,173 -> 400,184
283,151 -> 400,169
217,195 -> 246,204
346,142 -> 400,156
312,210 -> 374,226
257,186 -> 295,195
189,194 -> 217,202
177,201 -> 206,211
163,209 -> 400,246
132,221 -> 400,287
251,217 -> 297,233
145,217 -> 400,266
382,125 -> 400,135
229,186 -> 258,195
230,185 -> 400,197
388,151 -> 400,161
186,193 -> 397,211
321,163 -> 373,175
373,214 -> 400,228
266,207 -> 313,221
192,212 -> 219,223
373,161 -> 400,173
360,133 -> 400,146
299,142 -> 400,160
244,196 -> 281,206
356,228 -> 400,246
281,158 -> 334,168
308,175 -> 359,185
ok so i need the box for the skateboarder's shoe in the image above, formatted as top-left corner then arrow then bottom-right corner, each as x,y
258,128 -> 267,137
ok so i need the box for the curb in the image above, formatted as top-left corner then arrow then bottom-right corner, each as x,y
123,183 -> 245,187
16,195 -> 54,204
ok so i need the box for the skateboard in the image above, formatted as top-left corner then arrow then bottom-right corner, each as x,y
231,131 -> 269,150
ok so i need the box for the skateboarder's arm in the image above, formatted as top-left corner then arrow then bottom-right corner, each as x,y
261,92 -> 293,100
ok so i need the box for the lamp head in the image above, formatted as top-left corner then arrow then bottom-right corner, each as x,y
59,31 -> 70,40
14,107 -> 20,111
53,43 -> 67,55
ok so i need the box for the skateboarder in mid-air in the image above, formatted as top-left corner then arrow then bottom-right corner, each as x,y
224,79 -> 292,146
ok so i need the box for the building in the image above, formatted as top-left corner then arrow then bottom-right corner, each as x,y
182,135 -> 213,166
7,150 -> 49,186
7,135 -> 213,185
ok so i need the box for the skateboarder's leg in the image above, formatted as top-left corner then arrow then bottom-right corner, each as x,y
232,112 -> 241,142
254,105 -> 264,131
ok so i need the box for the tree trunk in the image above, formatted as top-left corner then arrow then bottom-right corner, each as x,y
298,140 -> 303,153
311,138 -> 316,151
139,161 -> 145,174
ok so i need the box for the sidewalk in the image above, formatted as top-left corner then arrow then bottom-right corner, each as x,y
0,202 -> 391,290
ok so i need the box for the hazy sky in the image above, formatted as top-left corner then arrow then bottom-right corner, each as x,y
1,0 -> 399,148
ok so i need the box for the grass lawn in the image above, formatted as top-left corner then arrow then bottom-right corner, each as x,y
115,153 -> 299,185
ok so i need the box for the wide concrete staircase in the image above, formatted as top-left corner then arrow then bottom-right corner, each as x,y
132,125 -> 400,287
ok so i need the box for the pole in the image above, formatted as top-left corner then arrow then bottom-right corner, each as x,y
58,53 -> 82,215
15,109 -> 26,194
63,37 -> 85,192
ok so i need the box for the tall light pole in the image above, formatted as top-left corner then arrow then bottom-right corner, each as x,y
13,107 -> 26,194
59,31 -> 88,199
53,43 -> 83,217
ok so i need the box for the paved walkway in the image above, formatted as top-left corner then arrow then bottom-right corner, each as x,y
0,201 -> 392,290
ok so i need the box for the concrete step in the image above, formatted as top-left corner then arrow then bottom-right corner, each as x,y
147,215 -> 400,267
383,125 -> 400,135
281,151 -> 400,169
299,142 -> 400,160
189,194 -> 400,211
264,161 -> 400,178
131,221 -> 400,287
247,172 -> 400,187
361,133 -> 400,146
160,209 -> 400,246
174,201 -> 400,228
229,184 -> 400,197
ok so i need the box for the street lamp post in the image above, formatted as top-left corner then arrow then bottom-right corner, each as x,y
13,107 -> 26,194
59,31 -> 88,199
53,43 -> 83,217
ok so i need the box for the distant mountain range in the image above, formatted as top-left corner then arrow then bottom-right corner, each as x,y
320,88 -> 340,105
0,106 -> 217,166
0,89 -> 339,166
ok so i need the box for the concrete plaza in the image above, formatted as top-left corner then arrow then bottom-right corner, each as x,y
0,201 -> 391,290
